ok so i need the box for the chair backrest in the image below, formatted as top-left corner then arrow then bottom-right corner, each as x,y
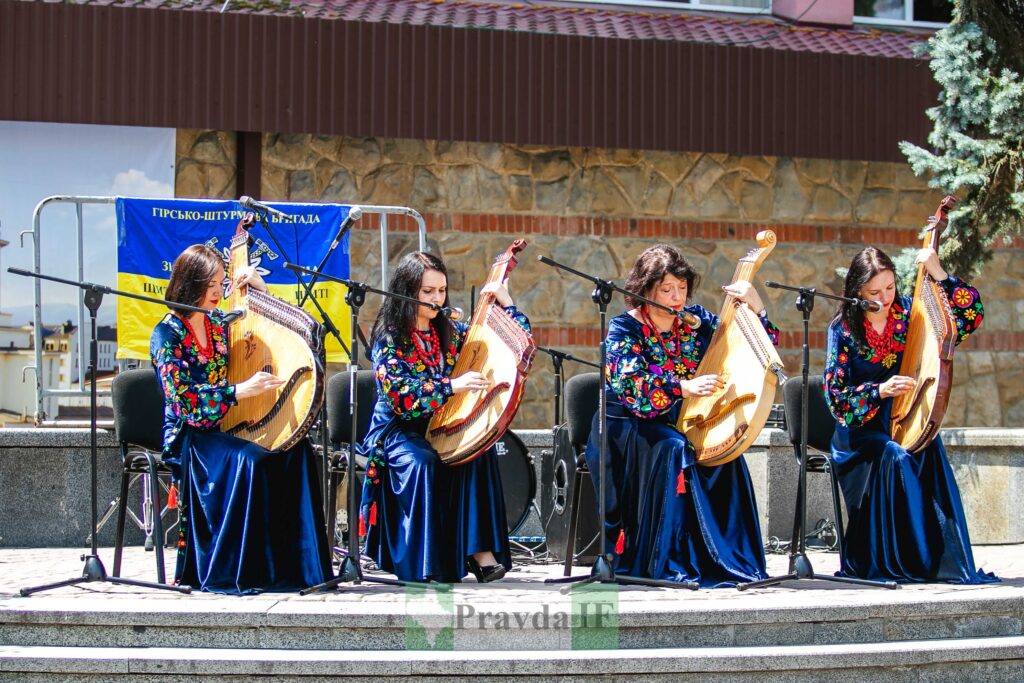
782,375 -> 836,453
111,369 -> 166,453
326,369 -> 378,446
564,372 -> 601,449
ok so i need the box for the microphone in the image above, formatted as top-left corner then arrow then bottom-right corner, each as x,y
677,309 -> 701,330
438,306 -> 465,321
221,309 -> 247,325
329,207 -> 362,251
239,196 -> 292,222
858,299 -> 883,312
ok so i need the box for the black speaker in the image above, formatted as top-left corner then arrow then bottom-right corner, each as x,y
540,424 -> 600,564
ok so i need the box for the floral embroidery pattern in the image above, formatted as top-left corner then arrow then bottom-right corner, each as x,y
823,276 -> 983,429
364,441 -> 385,485
861,301 -> 908,368
947,279 -> 984,344
150,311 -> 236,455
374,306 -> 530,421
607,309 -> 780,419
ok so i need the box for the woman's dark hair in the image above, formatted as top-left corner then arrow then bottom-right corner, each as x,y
623,244 -> 701,309
164,244 -> 225,316
840,246 -> 898,349
370,251 -> 451,351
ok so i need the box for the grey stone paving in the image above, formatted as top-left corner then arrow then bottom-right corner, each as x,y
0,542 -> 1020,609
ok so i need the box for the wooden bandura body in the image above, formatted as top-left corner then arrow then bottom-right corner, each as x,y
891,196 -> 958,453
220,214 -> 325,452
676,230 -> 786,466
427,240 -> 536,466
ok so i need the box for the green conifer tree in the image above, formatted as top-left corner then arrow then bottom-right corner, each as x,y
898,0 -> 1023,282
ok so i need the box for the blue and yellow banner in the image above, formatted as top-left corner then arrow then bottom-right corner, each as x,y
116,197 -> 353,362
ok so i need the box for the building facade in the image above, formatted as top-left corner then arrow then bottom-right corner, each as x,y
2,0 -> 1020,429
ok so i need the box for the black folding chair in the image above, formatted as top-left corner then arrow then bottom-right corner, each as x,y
782,374 -> 845,556
110,368 -> 177,584
324,369 -> 377,546
559,371 -> 601,576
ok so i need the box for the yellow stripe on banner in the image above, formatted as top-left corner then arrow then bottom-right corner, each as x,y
116,273 -> 170,361
265,282 -> 351,364
115,276 -> 352,363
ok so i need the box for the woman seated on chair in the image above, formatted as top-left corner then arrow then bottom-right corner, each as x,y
150,244 -> 332,594
358,251 -> 530,583
585,244 -> 777,587
824,246 -> 996,584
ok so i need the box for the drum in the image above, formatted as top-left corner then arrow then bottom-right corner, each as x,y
494,430 -> 535,536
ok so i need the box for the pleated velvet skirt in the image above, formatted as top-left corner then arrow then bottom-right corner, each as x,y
585,402 -> 767,587
832,408 -> 998,584
359,413 -> 511,583
169,429 -> 333,594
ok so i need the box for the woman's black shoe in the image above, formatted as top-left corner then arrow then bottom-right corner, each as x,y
467,557 -> 506,583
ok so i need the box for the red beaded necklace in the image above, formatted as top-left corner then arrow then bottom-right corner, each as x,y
411,326 -> 443,367
181,314 -> 214,358
862,309 -> 897,359
639,305 -> 683,360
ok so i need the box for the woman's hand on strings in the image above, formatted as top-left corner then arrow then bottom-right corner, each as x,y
481,282 -> 514,307
681,374 -> 724,398
233,265 -> 268,293
915,248 -> 948,282
451,371 -> 491,394
723,280 -> 765,316
880,375 -> 916,398
235,371 -> 285,399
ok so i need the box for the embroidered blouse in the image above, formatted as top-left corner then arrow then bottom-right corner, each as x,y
823,275 -> 983,429
150,311 -> 237,454
605,306 -> 781,419
373,306 -> 531,420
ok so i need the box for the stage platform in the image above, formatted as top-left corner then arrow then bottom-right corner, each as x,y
1,543 -> 1022,681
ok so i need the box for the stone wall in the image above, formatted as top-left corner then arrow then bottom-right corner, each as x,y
176,130 -> 1024,430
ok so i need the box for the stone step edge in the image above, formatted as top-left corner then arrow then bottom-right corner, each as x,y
3,590 -> 1022,628
2,636 -> 1023,676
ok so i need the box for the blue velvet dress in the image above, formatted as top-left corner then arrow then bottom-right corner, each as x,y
358,307 -> 530,583
823,276 -> 997,584
151,311 -> 332,594
584,307 -> 778,587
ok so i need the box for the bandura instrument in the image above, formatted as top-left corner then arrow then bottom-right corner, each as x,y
676,230 -> 786,466
891,195 -> 958,453
427,240 -> 536,465
220,214 -> 325,451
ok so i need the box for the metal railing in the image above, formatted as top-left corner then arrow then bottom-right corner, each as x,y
22,196 -> 427,422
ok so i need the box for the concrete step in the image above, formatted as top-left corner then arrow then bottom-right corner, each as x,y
2,588 -> 1023,651
2,637 -> 1023,681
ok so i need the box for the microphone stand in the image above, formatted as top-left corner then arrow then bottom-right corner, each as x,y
297,207 -> 362,307
738,280 -> 897,591
237,205 -> 353,522
535,256 -> 699,590
238,205 -> 351,361
9,268 -> 193,596
534,346 -> 599,430
283,263 -> 453,594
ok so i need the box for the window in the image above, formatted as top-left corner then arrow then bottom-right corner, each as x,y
855,0 -> 952,25
559,0 -> 770,13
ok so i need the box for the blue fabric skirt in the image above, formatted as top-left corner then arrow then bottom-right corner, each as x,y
832,418 -> 998,585
169,429 -> 333,594
359,415 -> 510,583
584,403 -> 767,587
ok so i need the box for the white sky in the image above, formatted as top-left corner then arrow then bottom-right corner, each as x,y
0,121 -> 175,325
